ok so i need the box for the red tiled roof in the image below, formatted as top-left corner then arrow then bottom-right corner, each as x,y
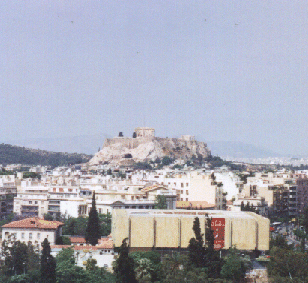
98,238 -> 113,249
69,237 -> 86,244
2,218 -> 63,230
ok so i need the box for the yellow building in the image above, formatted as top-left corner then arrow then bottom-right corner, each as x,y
112,209 -> 269,251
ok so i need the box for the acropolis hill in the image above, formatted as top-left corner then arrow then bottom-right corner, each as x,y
88,127 -> 211,166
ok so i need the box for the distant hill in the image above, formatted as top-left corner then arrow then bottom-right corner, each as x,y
0,143 -> 92,167
207,141 -> 282,159
5,133 -> 110,155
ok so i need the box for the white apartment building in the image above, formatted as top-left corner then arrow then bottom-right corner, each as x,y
130,170 -> 226,209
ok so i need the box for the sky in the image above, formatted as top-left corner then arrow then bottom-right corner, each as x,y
1,1 -> 308,155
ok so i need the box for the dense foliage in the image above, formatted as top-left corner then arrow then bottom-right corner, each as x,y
41,239 -> 56,283
113,239 -> 137,283
62,213 -> 111,237
0,240 -> 40,282
154,195 -> 167,209
0,143 -> 91,167
187,217 -> 224,278
56,247 -> 116,283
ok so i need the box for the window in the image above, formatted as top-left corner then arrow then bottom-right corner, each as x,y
35,201 -> 38,204
29,201 -> 32,204
21,233 -> 24,239
37,233 -> 40,239
29,233 -> 32,240
181,183 -> 184,188
186,190 -> 189,195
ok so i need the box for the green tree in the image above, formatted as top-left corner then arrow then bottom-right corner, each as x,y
113,239 -> 137,283
85,191 -> 101,246
154,195 -> 167,209
44,213 -> 54,221
220,247 -> 251,282
130,251 -> 162,282
55,247 -> 88,283
161,156 -> 173,166
98,213 -> 112,236
41,238 -> 56,283
270,234 -> 290,250
135,258 -> 153,282
268,247 -> 308,280
188,217 -> 204,267
1,240 -> 29,276
62,217 -> 77,235
204,217 -> 222,278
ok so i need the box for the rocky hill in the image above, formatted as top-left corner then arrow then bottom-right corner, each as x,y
0,143 -> 92,167
89,128 -> 211,166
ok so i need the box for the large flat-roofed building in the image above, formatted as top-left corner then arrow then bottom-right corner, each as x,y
112,209 -> 269,252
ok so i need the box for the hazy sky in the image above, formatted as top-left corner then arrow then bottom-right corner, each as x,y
1,1 -> 308,155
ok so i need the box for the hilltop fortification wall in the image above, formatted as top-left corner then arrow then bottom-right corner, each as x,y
88,128 -> 211,166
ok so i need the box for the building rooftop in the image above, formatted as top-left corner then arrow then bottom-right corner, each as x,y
2,217 -> 63,229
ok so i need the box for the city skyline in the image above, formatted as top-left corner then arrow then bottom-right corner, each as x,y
1,1 -> 308,155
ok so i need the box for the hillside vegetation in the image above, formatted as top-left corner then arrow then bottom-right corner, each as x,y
0,143 -> 92,167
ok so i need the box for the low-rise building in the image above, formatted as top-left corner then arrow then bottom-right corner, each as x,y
2,217 -> 63,246
112,209 -> 270,252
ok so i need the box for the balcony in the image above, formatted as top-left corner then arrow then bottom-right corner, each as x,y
48,207 -> 60,212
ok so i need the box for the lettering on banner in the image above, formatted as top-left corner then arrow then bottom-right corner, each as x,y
211,218 -> 225,250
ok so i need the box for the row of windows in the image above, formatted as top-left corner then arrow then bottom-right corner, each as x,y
5,231 -> 48,240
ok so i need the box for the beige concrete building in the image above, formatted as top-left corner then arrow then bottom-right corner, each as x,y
112,209 -> 270,252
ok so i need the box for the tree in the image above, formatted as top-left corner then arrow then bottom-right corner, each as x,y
44,213 -> 54,221
41,238 -> 56,283
188,217 -> 204,267
113,238 -> 137,283
240,201 -> 245,211
162,156 -> 173,166
270,234 -> 290,250
268,247 -> 308,280
154,195 -> 167,209
135,258 -> 153,282
85,191 -> 101,246
204,217 -> 222,278
98,213 -> 112,236
130,251 -> 162,282
55,247 -> 88,283
0,240 -> 29,276
220,247 -> 251,282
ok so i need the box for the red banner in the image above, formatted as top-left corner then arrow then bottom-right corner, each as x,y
211,218 -> 225,250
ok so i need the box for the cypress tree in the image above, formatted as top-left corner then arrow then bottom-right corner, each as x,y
85,191 -> 101,246
188,217 -> 205,267
41,238 -> 56,283
114,238 -> 137,283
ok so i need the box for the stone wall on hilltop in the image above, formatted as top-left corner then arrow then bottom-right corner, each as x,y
88,136 -> 211,166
